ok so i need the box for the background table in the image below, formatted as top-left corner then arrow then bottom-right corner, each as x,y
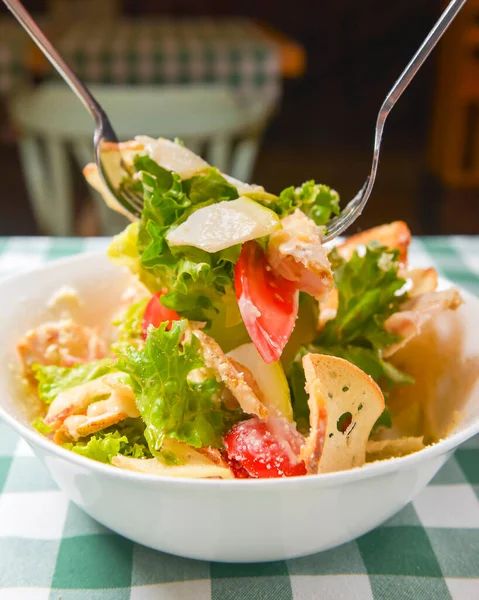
53,18 -> 281,102
0,16 -> 302,100
0,236 -> 478,600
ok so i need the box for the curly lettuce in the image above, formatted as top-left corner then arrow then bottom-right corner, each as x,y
63,419 -> 151,464
107,153 -> 342,350
287,244 -> 414,431
32,358 -> 116,404
259,181 -> 340,226
116,320 -> 242,452
108,156 -> 249,349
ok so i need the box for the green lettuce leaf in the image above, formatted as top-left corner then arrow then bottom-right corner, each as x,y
318,245 -> 406,348
287,244 -> 413,430
63,418 -> 151,464
111,157 -> 248,348
116,320 -> 241,452
32,416 -> 52,435
32,358 -> 116,404
260,181 -> 340,226
182,168 -> 238,205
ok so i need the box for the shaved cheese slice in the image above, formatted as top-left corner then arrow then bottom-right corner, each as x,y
301,354 -> 385,474
222,173 -> 267,195
167,197 -> 280,252
136,135 -> 209,179
383,288 -> 463,357
112,440 -> 234,479
366,436 -> 425,461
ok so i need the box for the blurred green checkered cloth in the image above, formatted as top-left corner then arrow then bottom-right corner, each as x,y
54,18 -> 281,101
0,236 -> 478,600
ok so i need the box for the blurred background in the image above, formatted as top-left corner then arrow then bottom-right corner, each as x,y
0,0 -> 478,237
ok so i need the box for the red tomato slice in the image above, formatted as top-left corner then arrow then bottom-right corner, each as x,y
224,417 -> 307,478
234,241 -> 299,363
141,292 -> 180,339
222,452 -> 251,479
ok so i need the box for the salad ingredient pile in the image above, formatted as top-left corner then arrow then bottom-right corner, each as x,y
17,137 -> 463,479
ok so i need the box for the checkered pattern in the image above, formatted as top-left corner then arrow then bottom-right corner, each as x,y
0,236 -> 478,599
54,18 -> 281,102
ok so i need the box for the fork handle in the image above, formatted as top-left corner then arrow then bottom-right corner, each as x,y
381,0 -> 466,115
3,0 -> 106,127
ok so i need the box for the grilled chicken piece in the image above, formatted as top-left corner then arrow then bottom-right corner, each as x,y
267,210 -> 334,300
17,319 -> 106,379
192,329 -> 268,419
383,288 -> 462,357
45,372 -> 138,432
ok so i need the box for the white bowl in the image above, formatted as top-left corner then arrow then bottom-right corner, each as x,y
0,252 -> 478,563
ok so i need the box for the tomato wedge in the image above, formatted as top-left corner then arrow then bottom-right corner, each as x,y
141,292 -> 180,339
234,241 -> 299,363
224,417 -> 307,478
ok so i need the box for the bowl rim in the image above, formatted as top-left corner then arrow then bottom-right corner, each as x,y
0,250 -> 478,490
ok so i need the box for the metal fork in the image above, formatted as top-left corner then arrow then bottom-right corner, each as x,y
4,0 -> 466,239
3,0 -> 143,219
323,0 -> 466,242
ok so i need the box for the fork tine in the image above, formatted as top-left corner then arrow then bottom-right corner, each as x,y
122,188 -> 144,212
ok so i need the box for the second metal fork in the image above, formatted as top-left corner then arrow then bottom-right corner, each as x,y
3,0 -> 467,240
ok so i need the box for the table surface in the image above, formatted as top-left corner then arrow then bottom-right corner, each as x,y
0,236 -> 478,600
0,16 -> 304,97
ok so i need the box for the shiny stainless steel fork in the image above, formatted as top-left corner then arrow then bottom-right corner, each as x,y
3,0 -> 144,219
3,0 -> 466,238
322,0 -> 466,242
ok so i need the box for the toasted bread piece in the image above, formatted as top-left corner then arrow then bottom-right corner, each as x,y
402,267 -> 438,297
301,354 -> 385,474
193,329 -> 268,419
337,221 -> 411,264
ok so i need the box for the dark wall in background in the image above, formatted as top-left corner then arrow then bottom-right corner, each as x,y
4,1 -> 472,236
2,0 -> 442,146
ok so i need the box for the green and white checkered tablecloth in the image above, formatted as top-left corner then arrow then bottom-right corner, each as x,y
0,236 -> 478,600
54,18 -> 281,101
